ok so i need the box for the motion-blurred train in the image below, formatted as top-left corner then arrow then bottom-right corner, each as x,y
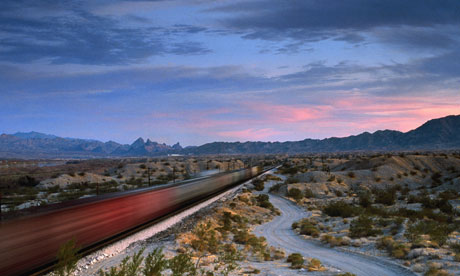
0,166 -> 262,276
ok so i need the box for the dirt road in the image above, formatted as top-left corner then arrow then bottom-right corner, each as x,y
253,186 -> 416,276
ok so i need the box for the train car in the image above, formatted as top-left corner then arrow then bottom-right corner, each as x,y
0,166 -> 263,276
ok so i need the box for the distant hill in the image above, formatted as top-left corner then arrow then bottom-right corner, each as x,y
1,115 -> 459,158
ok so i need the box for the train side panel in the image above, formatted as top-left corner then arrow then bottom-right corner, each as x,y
0,188 -> 174,276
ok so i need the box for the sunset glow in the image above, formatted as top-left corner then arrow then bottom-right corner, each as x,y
1,0 -> 459,145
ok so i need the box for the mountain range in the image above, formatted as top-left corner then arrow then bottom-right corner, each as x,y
1,115 -> 459,158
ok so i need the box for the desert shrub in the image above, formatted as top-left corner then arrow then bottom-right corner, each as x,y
304,188 -> 314,198
307,258 -> 323,271
191,223 -> 218,254
335,190 -> 343,197
454,253 -> 460,262
139,164 -> 147,169
438,201 -> 453,214
233,230 -> 251,244
347,172 -> 356,178
286,253 -> 304,269
321,235 -> 339,247
431,172 -> 442,183
439,190 -> 458,200
284,177 -> 297,184
323,201 -> 357,218
168,253 -> 196,276
299,221 -> 320,237
424,267 -> 449,276
349,215 -> 381,238
252,178 -> 265,191
406,220 -> 452,245
255,194 -> 274,210
218,244 -> 241,275
15,175 -> 39,187
449,242 -> 460,253
143,248 -> 167,276
78,172 -> 86,176
374,189 -> 396,206
358,192 -> 373,208
279,164 -> 298,175
98,249 -> 145,276
55,238 -> 80,276
390,243 -> 409,259
269,183 -> 281,193
377,236 -> 409,259
287,188 -> 303,200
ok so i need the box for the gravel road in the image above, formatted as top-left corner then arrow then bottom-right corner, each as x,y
253,186 -> 417,276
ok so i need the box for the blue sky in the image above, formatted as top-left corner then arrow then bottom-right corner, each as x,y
1,0 -> 459,145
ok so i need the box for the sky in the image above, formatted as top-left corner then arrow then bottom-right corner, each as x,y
1,0 -> 460,146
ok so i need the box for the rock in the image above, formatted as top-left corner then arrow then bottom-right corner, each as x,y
408,248 -> 424,259
359,238 -> 369,244
403,261 -> 411,267
412,263 -> 424,272
176,246 -> 187,253
352,239 -> 362,247
408,248 -> 443,259
341,236 -> 351,246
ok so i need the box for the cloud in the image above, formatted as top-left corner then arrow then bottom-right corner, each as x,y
0,0 -> 211,65
217,128 -> 283,141
208,0 -> 460,51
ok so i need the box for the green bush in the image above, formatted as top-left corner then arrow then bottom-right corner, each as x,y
286,253 -> 304,269
358,192 -> 372,208
55,238 -> 80,276
269,183 -> 281,193
287,188 -> 303,200
304,188 -> 314,198
406,220 -> 452,245
307,258 -> 323,271
168,253 -> 196,276
143,248 -> 167,276
252,178 -> 265,191
323,201 -> 358,218
299,221 -> 320,237
99,249 -> 144,276
349,215 -> 381,238
255,194 -> 274,210
374,189 -> 396,206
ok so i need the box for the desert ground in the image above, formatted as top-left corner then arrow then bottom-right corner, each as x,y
2,152 -> 460,275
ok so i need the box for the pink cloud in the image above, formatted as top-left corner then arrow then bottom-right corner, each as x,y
139,94 -> 460,143
217,128 -> 283,141
248,103 -> 332,123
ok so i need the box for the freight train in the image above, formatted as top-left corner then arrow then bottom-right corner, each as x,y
0,166 -> 262,276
